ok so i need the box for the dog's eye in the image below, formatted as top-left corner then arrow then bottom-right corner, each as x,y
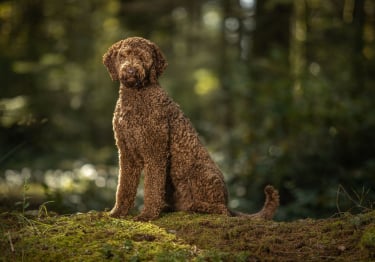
141,54 -> 152,65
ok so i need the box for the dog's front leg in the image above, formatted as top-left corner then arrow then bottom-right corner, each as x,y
135,157 -> 167,221
110,150 -> 142,218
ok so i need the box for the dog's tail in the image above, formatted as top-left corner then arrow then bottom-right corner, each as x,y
231,185 -> 280,220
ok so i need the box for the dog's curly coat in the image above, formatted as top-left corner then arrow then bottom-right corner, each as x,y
103,37 -> 279,221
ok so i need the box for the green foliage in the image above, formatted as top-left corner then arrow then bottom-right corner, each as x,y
1,0 -> 375,219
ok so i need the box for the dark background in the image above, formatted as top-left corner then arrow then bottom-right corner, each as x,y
1,0 -> 374,220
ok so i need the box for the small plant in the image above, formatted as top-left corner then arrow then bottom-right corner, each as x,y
13,177 -> 39,231
38,201 -> 54,218
15,177 -> 30,216
336,184 -> 374,214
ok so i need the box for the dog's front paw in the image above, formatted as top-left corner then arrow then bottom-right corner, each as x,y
109,207 -> 128,218
134,211 -> 159,222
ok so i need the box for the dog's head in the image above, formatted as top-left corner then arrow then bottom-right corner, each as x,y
103,37 -> 167,88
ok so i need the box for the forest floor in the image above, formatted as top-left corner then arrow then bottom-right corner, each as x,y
0,210 -> 374,261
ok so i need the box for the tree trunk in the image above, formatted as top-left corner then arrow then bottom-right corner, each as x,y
290,0 -> 307,100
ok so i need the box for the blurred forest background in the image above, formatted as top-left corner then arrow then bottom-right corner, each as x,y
1,0 -> 374,220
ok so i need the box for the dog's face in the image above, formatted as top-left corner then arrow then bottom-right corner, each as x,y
103,37 -> 168,88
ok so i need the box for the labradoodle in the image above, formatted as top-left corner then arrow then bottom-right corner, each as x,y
103,37 -> 279,221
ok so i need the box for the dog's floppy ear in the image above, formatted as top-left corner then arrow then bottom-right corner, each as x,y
149,41 -> 168,84
103,40 -> 124,81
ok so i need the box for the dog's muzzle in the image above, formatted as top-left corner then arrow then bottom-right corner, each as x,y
119,64 -> 144,88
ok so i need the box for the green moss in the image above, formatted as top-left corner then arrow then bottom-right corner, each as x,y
1,210 -> 375,261
1,212 -> 194,261
360,225 -> 375,258
155,211 -> 375,261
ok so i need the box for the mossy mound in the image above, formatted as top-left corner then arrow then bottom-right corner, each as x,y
0,211 -> 194,261
1,210 -> 375,261
156,211 -> 375,261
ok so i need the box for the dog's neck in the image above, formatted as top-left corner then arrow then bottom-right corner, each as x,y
118,83 -> 159,100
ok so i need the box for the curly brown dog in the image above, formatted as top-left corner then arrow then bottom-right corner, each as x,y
103,37 -> 279,221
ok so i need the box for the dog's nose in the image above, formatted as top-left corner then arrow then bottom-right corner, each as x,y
127,67 -> 136,75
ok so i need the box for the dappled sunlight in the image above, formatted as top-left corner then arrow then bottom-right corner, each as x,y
41,164 -> 118,191
225,17 -> 240,32
203,10 -> 220,30
239,0 -> 255,9
80,163 -> 98,180
0,96 -> 28,127
0,164 -> 119,213
4,168 -> 31,187
309,62 -> 321,76
229,198 -> 240,209
44,170 -> 75,190
40,53 -> 65,66
193,68 -> 219,95
12,61 -> 37,74
202,3 -> 221,31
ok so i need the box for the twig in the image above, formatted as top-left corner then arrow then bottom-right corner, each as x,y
7,231 -> 15,252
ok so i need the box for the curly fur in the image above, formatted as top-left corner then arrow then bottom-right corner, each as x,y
103,37 -> 279,221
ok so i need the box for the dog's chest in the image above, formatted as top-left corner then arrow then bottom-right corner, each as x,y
115,103 -> 151,130
113,96 -> 167,146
